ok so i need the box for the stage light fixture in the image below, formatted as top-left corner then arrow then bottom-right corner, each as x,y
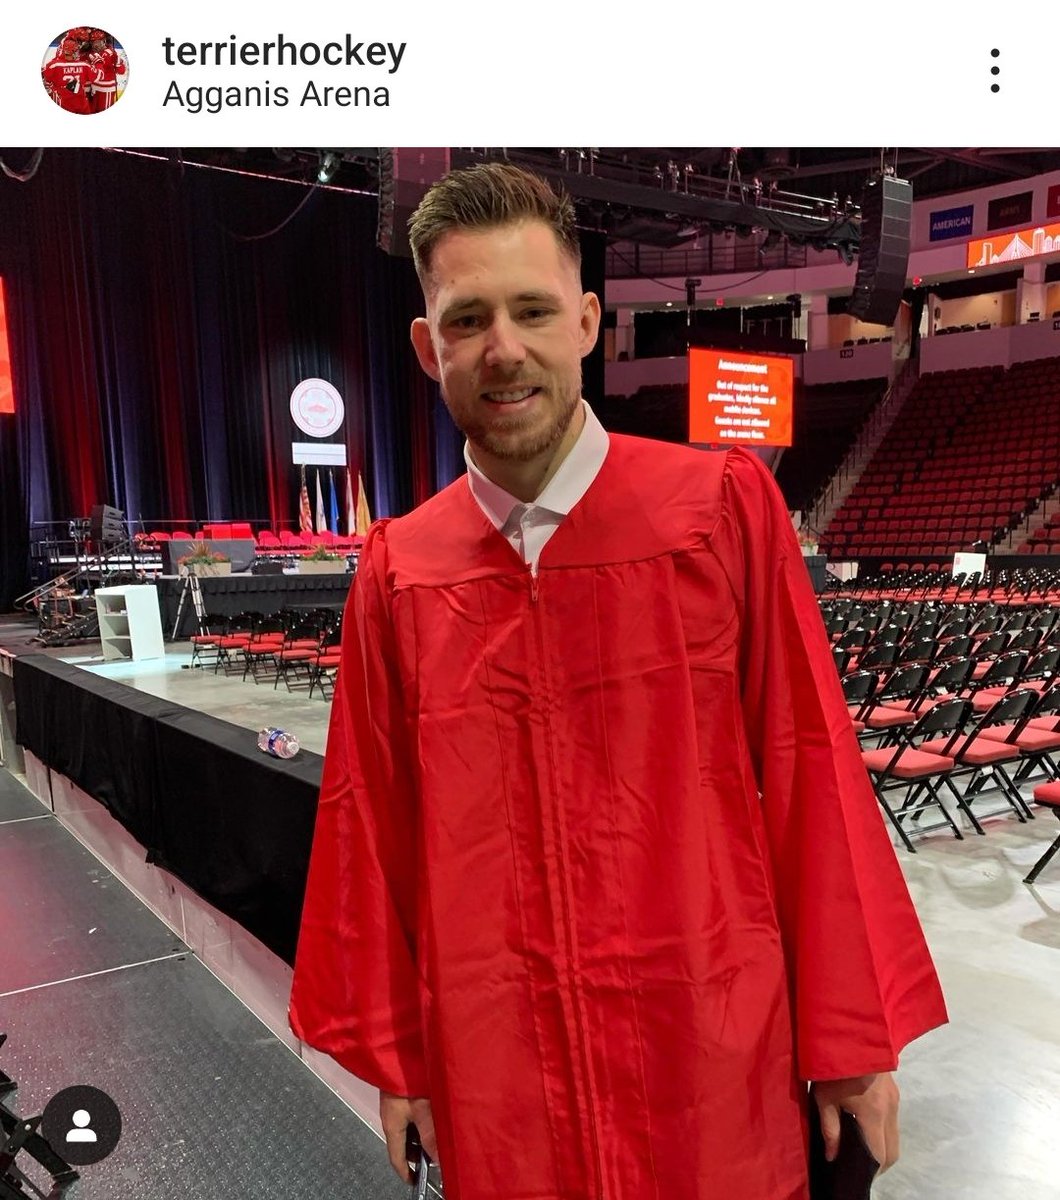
317,152 -> 340,184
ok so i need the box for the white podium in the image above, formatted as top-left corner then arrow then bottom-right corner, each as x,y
94,585 -> 165,662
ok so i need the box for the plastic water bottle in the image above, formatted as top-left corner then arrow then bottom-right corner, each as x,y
258,727 -> 300,759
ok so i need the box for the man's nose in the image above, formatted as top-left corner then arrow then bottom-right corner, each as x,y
482,314 -> 526,368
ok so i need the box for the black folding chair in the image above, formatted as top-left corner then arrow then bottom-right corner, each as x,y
983,685 -> 1060,788
832,647 -> 852,676
963,650 -> 1031,713
842,670 -> 879,732
920,689 -> 1040,826
896,637 -> 937,666
862,698 -> 972,852
857,641 -> 899,673
857,665 -> 931,747
936,634 -> 973,661
1024,783 -> 1060,885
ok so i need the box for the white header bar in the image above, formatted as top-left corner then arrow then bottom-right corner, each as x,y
1,2 -> 1042,144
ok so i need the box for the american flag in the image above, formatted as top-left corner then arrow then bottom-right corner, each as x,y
298,466 -> 313,534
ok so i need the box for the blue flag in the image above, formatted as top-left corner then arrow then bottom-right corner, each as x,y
328,469 -> 340,535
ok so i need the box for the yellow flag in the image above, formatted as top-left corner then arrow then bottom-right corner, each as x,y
355,472 -> 372,535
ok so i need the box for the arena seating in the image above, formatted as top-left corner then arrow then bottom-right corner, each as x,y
775,378 -> 885,512
824,358 -> 1060,562
1016,508 -> 1060,554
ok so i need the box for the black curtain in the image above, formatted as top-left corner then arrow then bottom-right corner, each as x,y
0,149 -> 458,609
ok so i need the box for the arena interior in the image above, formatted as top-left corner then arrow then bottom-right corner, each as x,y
1,147 -> 1059,1199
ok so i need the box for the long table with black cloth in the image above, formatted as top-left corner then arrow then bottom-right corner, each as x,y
13,654 -> 321,965
157,572 -> 352,638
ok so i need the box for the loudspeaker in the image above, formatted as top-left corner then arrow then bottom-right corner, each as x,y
847,175 -> 912,326
89,504 -> 125,546
376,148 -> 452,258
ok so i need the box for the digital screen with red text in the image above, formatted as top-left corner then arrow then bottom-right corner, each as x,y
0,279 -> 12,415
688,347 -> 793,447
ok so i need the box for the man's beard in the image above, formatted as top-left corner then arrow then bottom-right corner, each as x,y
458,380 -> 581,463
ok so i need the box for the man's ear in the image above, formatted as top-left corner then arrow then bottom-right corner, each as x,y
410,318 -> 441,382
579,292 -> 602,358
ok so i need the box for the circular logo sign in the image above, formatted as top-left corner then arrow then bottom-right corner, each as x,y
290,379 -> 344,439
41,1085 -> 122,1166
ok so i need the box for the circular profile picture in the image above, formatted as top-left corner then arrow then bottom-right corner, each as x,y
42,27 -> 128,115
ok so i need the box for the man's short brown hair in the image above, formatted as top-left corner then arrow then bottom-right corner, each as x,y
408,162 -> 580,282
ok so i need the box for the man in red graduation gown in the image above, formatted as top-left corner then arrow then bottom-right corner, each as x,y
289,163 -> 947,1199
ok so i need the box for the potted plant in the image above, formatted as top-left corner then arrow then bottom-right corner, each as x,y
177,540 -> 232,577
299,542 -> 347,574
797,529 -> 820,557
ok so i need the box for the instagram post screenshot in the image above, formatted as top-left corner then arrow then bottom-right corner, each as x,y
0,5 -> 1057,1199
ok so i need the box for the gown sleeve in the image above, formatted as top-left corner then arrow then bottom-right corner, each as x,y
716,447 -> 948,1082
288,520 -> 430,1097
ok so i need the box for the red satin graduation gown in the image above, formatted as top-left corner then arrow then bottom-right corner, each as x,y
289,439 -> 947,1200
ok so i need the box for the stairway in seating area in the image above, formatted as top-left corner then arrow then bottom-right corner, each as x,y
821,356 -> 1060,566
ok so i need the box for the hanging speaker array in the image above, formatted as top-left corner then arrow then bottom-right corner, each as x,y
847,175 -> 913,326
376,148 -> 452,258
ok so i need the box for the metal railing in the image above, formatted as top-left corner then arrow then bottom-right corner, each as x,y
809,356 -> 921,534
606,240 -> 809,280
15,537 -> 139,612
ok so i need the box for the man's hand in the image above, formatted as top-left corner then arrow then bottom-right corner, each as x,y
812,1072 -> 899,1173
379,1091 -> 438,1183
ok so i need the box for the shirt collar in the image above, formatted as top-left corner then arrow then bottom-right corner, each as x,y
464,400 -> 610,531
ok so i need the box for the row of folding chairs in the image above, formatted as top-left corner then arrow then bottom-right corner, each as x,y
849,659 -> 1060,860
238,617 -> 343,699
824,603 -> 1058,647
189,609 -> 343,699
830,566 -> 1060,595
834,635 -> 1060,686
860,687 -> 1060,858
845,654 -> 1060,739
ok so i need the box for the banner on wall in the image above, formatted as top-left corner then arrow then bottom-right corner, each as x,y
987,191 -> 1033,231
967,221 -> 1060,267
929,204 -> 973,242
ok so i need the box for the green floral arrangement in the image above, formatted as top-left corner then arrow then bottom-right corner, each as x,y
177,539 -> 231,566
304,542 -> 344,562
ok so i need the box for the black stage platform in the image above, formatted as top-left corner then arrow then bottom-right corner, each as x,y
13,654 -> 320,965
0,766 -> 406,1200
156,573 -> 352,638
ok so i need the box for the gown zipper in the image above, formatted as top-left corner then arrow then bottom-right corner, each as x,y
529,565 -> 604,1194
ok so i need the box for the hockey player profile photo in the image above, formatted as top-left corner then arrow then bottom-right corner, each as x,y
41,27 -> 128,115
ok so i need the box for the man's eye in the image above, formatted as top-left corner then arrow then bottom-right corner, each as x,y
451,315 -> 482,330
521,309 -> 551,321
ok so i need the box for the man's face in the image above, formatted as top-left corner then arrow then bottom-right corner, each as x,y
411,219 -> 600,464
